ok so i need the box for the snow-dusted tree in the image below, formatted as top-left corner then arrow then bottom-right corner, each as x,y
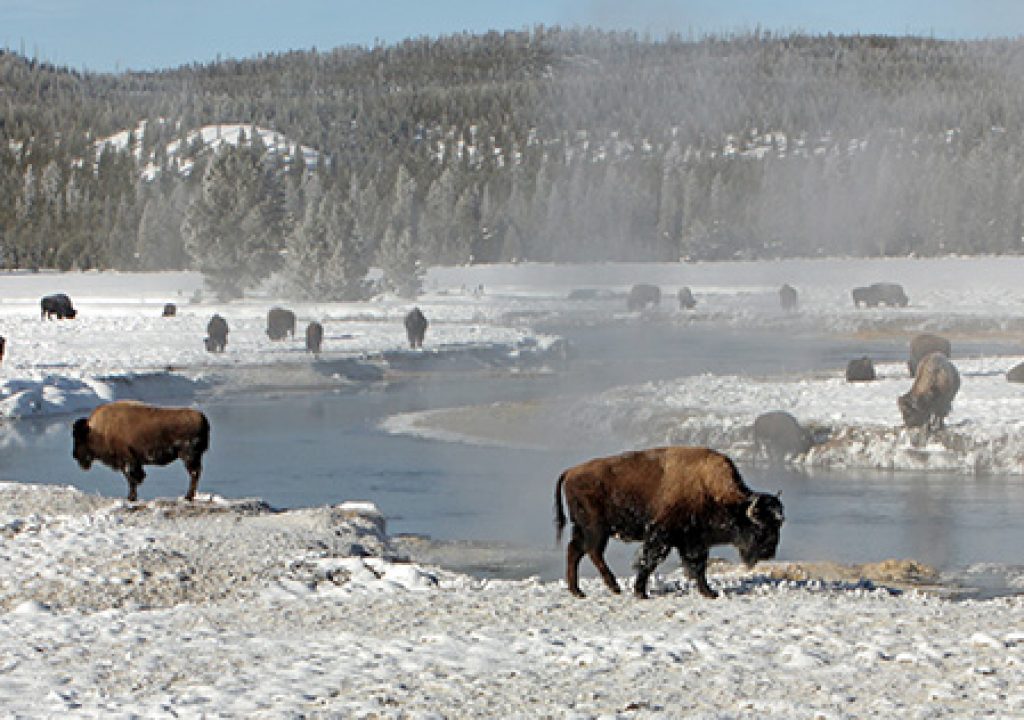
378,223 -> 423,297
137,183 -> 189,270
182,143 -> 285,299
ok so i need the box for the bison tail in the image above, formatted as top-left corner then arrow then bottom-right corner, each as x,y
197,413 -> 211,455
554,471 -> 568,544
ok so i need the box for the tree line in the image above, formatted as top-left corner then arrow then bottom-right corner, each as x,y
4,29 -> 1024,297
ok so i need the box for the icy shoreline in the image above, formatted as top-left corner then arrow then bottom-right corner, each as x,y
0,482 -> 1022,717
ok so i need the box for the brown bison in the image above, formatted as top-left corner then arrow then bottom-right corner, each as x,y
908,333 -> 951,377
267,307 -> 296,340
677,286 -> 697,310
898,352 -> 960,430
404,307 -> 428,349
205,314 -> 229,352
753,411 -> 813,463
162,303 -> 177,317
554,446 -> 784,600
627,284 -> 661,311
40,293 -> 77,320
779,284 -> 798,312
306,321 -> 324,355
72,401 -> 211,502
846,356 -> 877,382
851,282 -> 908,308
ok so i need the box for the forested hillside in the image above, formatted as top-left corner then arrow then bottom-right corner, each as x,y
3,28 -> 1024,297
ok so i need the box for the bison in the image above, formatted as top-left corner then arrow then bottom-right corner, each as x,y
677,286 -> 697,310
0,335 -> 5,365
267,307 -> 296,341
627,284 -> 661,311
162,303 -> 177,317
846,356 -> 877,382
898,352 -> 960,430
40,293 -> 77,320
851,282 -> 908,308
404,307 -> 428,349
753,411 -> 813,463
306,321 -> 324,355
908,333 -> 951,377
205,314 -> 229,353
72,401 -> 211,502
554,446 -> 784,600
779,284 -> 798,312
1007,361 -> 1024,384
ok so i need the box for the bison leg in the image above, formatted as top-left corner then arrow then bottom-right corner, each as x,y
566,524 -> 587,598
634,528 -> 670,599
585,534 -> 620,595
123,463 -> 146,502
680,548 -> 717,599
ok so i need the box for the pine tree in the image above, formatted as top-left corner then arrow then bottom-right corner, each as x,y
378,223 -> 423,297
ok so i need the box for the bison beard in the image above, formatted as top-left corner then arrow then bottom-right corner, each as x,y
554,446 -> 784,600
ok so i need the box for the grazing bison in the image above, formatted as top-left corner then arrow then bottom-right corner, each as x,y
306,321 -> 324,355
779,284 -> 798,312
898,352 -> 960,430
554,446 -> 784,600
677,286 -> 697,310
846,356 -> 877,382
72,401 -> 210,502
627,284 -> 661,311
851,282 -> 908,308
1007,361 -> 1024,383
908,333 -> 951,377
162,303 -> 177,317
40,293 -> 77,320
205,314 -> 229,353
266,307 -> 296,341
753,411 -> 813,463
404,307 -> 428,349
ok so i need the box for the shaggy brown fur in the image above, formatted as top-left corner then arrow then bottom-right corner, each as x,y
899,352 -> 960,430
72,401 -> 210,502
908,333 -> 951,377
404,307 -> 428,349
267,307 -> 296,340
554,446 -> 784,600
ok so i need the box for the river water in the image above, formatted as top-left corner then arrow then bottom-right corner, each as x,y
3,321 -> 1022,593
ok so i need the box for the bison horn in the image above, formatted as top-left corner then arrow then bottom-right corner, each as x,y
747,495 -> 762,524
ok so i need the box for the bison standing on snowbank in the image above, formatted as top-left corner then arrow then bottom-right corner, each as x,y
267,307 -> 297,340
404,307 -> 428,349
40,293 -> 77,320
779,284 -> 798,312
554,446 -> 784,600
72,401 -> 211,502
306,321 -> 324,355
899,352 -> 960,430
753,411 -> 813,463
205,314 -> 229,353
627,284 -> 661,311
908,333 -> 951,377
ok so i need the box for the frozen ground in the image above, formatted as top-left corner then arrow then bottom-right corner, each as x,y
3,258 -> 1024,715
1,482 -> 1022,718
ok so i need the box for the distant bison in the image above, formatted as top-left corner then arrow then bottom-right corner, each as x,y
205,314 -> 229,353
72,400 -> 210,502
40,293 -> 77,320
267,307 -> 296,341
555,446 -> 784,599
305,321 -> 324,355
846,356 -> 877,382
627,284 -> 661,311
162,303 -> 177,317
753,411 -> 813,462
677,286 -> 697,310
0,335 -> 5,365
851,282 -> 908,308
779,284 -> 798,312
899,352 -> 960,430
568,288 -> 616,301
404,307 -> 428,349
908,333 -> 951,377
1007,361 -> 1024,383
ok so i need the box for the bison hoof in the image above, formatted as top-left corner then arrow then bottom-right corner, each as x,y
698,586 -> 719,599
634,590 -> 650,600
569,587 -> 586,599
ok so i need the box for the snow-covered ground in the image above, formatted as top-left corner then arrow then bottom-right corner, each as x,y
1,482 -> 1022,718
4,257 -> 1024,715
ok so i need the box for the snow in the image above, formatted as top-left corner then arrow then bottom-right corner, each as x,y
3,257 -> 1024,714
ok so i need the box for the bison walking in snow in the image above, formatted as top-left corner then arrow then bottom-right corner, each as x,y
40,293 -> 77,320
677,286 -> 697,310
846,356 -> 877,382
779,284 -> 798,312
898,352 -> 960,430
72,401 -> 211,502
627,284 -> 661,311
851,282 -> 908,308
162,303 -> 177,317
908,333 -> 951,377
554,446 -> 784,600
205,314 -> 229,352
753,411 -> 814,463
404,307 -> 428,349
267,307 -> 297,340
305,321 -> 324,355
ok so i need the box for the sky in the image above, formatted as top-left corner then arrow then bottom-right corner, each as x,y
3,0 -> 1024,74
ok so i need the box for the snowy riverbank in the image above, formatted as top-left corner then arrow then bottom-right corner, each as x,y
1,482 -> 1022,717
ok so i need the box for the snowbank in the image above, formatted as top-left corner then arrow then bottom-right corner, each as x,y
0,482 -> 1021,717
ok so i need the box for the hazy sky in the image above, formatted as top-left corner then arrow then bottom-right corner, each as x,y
3,0 -> 1024,73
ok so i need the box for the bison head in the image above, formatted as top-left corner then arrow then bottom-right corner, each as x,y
737,493 -> 785,568
71,418 -> 93,469
897,392 -> 929,428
